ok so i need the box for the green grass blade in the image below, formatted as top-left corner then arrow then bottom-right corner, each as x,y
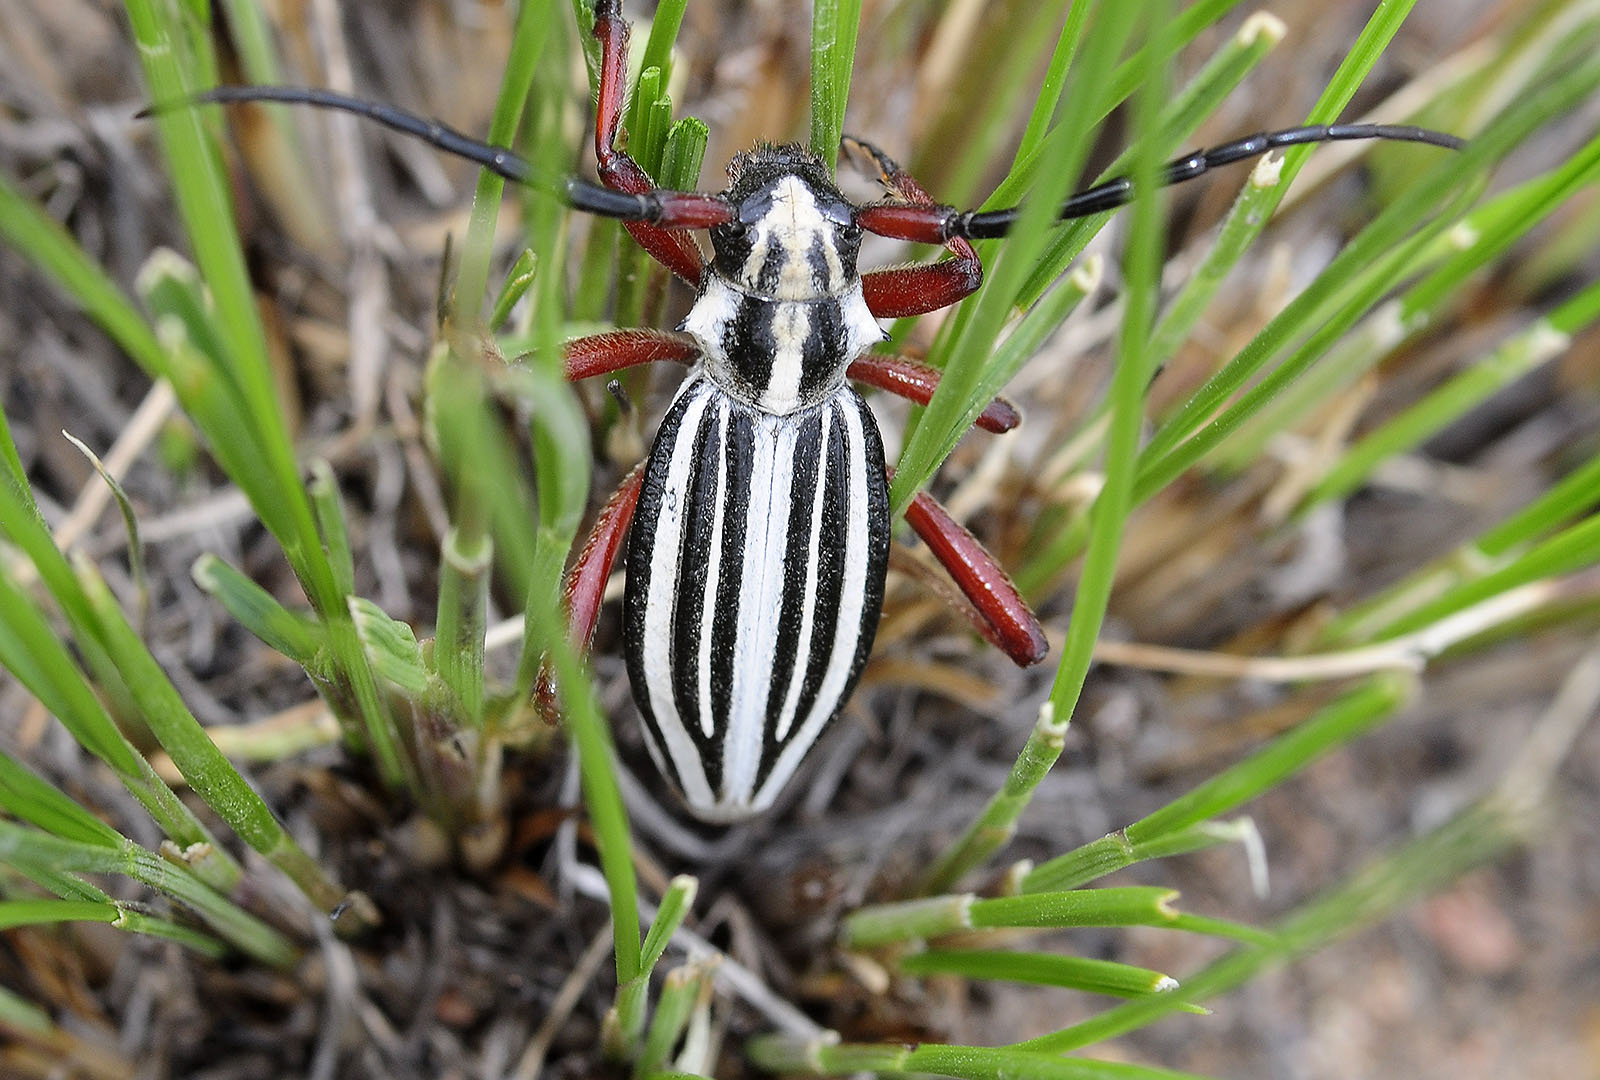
75,558 -> 361,920
899,950 -> 1188,1003
639,875 -> 697,976
436,528 -> 492,730
0,545 -> 239,891
612,874 -> 699,1059
1320,437 -> 1600,649
1018,785 -> 1545,1054
809,0 -> 862,169
1019,819 -> 1260,895
1303,277 -> 1600,510
1113,674 -> 1410,851
0,752 -> 126,850
0,822 -> 295,968
1374,511 -> 1600,640
0,984 -> 55,1036
1011,4 -> 1092,166
0,174 -> 167,375
123,0 -> 339,615
1226,127 -> 1600,476
637,959 -> 715,1077
638,0 -> 689,82
1139,52 -> 1600,485
453,0 -> 558,322
1477,449 -> 1600,557
969,887 -> 1182,932
490,248 -> 539,330
843,887 -> 1180,949
0,899 -> 226,957
889,0 -> 1141,517
191,554 -> 323,666
0,899 -> 123,931
1013,8 -> 1285,310
749,1036 -> 1214,1079
1043,1 -> 1172,748
916,703 -> 1069,895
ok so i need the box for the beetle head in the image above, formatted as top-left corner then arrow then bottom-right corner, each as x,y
709,144 -> 862,300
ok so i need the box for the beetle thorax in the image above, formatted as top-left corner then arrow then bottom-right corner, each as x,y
679,150 -> 884,415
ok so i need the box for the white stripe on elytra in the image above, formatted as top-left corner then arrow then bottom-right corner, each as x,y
720,412 -> 795,806
757,396 -> 870,810
641,382 -> 714,810
696,400 -> 731,741
772,405 -> 832,745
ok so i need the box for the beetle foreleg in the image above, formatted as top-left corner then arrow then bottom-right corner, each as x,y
904,490 -> 1048,667
535,463 -> 646,718
845,136 -> 984,319
591,0 -> 707,285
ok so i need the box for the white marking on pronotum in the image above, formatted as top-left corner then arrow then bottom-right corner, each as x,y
641,383 -> 715,809
764,302 -> 811,411
678,276 -> 738,364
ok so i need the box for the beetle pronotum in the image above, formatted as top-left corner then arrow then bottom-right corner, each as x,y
173,0 -> 1463,821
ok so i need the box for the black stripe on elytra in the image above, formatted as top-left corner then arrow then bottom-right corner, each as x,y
710,405 -> 755,743
787,401 -> 848,747
756,397 -> 890,794
669,400 -> 723,786
763,407 -> 824,743
846,395 -> 891,691
624,386 -> 694,795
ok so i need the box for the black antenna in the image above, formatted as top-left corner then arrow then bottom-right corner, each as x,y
952,124 -> 1466,239
141,86 -> 732,227
145,88 -> 1462,239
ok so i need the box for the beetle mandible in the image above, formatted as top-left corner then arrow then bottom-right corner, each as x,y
179,0 -> 1463,821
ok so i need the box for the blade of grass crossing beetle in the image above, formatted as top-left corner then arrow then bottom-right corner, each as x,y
810,0 -> 861,170
454,0 -> 558,323
888,0 -> 1143,517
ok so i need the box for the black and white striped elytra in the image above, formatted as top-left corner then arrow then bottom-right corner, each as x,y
624,146 -> 891,821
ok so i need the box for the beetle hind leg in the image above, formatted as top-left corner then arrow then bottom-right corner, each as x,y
903,489 -> 1047,668
535,463 -> 646,719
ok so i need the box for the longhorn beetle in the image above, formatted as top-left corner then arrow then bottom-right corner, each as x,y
172,0 -> 1463,822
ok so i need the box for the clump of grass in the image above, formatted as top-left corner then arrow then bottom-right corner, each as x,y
1,0 -> 1597,1076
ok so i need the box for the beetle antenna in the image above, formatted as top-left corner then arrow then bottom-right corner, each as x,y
138,85 -> 733,229
967,124 -> 1464,238
857,123 -> 1464,244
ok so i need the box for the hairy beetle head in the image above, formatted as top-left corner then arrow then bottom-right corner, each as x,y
709,144 -> 862,300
